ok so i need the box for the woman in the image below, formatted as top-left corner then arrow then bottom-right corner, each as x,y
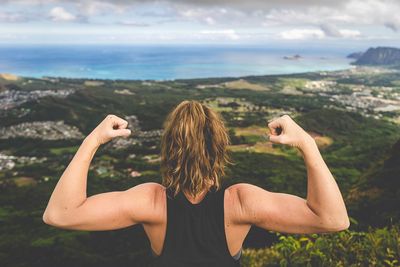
43,100 -> 350,267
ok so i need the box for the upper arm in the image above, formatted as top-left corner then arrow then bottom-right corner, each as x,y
43,182 -> 165,231
231,183 -> 348,234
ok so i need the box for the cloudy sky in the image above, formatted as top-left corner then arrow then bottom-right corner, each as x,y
0,0 -> 399,46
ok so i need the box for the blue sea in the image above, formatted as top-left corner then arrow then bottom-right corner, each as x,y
0,45 -> 355,80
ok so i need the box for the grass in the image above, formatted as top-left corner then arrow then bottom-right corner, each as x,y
277,78 -> 309,89
49,146 -> 79,156
223,79 -> 270,91
228,143 -> 288,156
234,125 -> 268,136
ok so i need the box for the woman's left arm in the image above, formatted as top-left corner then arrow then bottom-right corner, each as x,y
42,114 -> 161,231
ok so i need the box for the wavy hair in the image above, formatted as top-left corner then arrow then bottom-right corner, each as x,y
160,100 -> 233,198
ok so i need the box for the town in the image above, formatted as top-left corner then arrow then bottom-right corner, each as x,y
0,65 -> 399,181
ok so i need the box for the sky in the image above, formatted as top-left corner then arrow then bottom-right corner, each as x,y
0,0 -> 399,46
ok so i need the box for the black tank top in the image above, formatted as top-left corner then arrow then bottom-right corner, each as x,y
150,185 -> 242,267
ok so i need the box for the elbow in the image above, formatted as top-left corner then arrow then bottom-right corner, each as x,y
42,207 -> 50,224
334,217 -> 350,231
42,209 -> 68,228
42,209 -> 56,225
322,215 -> 350,232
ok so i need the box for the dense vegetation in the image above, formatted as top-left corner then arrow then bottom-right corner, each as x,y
242,223 -> 400,267
1,68 -> 399,266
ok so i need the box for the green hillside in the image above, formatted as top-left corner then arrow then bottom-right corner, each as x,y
347,138 -> 400,227
1,67 -> 400,266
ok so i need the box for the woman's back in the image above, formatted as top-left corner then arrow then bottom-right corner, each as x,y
42,104 -> 349,266
147,185 -> 245,267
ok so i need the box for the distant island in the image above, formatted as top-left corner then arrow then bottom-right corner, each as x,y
348,46 -> 400,66
283,54 -> 302,60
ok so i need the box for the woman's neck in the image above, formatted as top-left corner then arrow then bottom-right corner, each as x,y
182,188 -> 209,204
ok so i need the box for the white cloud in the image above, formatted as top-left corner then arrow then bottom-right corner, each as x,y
262,0 -> 400,33
338,29 -> 361,38
279,28 -> 324,40
118,20 -> 151,27
320,23 -> 342,37
320,24 -> 361,38
279,27 -> 361,40
204,17 -> 215,25
0,11 -> 29,23
78,1 -> 125,16
4,0 -> 400,32
0,0 -> 399,44
49,7 -> 76,22
200,29 -> 240,40
178,7 -> 246,26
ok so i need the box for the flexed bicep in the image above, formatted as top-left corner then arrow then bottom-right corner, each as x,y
43,182 -> 162,231
234,183 -> 344,234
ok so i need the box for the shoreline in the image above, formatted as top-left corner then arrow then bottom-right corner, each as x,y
3,65 -> 398,83
0,66 -> 363,83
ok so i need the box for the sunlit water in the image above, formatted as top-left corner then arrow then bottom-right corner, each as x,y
0,45 -> 355,80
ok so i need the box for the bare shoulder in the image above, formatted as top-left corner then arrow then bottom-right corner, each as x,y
126,182 -> 165,199
226,182 -> 260,192
149,182 -> 167,205
133,182 -> 165,192
225,183 -> 265,206
126,182 -> 166,224
226,183 -> 263,201
224,183 -> 263,225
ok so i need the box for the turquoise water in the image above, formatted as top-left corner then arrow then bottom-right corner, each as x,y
0,45 -> 354,80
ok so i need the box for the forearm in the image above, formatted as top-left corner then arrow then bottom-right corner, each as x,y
300,137 -> 349,227
44,135 -> 99,219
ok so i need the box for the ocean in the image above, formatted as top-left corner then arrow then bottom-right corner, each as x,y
0,45 -> 354,80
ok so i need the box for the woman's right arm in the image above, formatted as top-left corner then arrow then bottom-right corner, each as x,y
230,115 -> 350,234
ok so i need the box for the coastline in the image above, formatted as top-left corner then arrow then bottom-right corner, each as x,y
2,65 -> 398,83
0,66 -> 359,82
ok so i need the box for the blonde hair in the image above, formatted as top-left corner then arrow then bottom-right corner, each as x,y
160,100 -> 232,198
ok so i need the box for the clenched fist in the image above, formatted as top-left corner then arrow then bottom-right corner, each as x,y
267,114 -> 314,149
88,114 -> 131,146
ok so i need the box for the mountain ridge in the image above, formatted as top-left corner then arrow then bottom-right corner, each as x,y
350,46 -> 400,66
